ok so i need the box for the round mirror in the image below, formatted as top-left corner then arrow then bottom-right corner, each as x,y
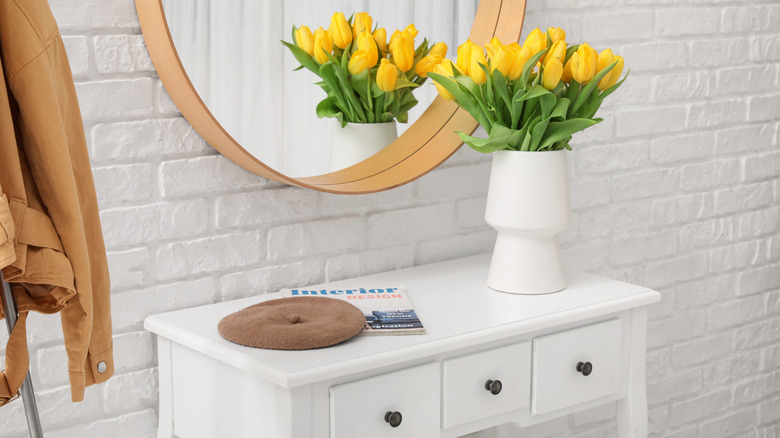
136,0 -> 527,193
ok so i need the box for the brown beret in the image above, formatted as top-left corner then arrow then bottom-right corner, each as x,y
217,297 -> 366,350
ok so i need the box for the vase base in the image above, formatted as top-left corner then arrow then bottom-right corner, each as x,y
486,234 -> 566,295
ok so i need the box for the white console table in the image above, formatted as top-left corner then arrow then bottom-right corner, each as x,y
145,254 -> 660,438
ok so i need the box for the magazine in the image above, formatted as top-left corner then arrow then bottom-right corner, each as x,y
279,286 -> 425,335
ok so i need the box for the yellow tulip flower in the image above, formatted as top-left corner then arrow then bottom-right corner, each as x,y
469,45 -> 487,84
348,50 -> 372,74
507,45 -> 532,80
547,27 -> 566,44
374,28 -> 388,54
352,12 -> 372,40
390,32 -> 415,72
545,40 -> 567,64
490,45 -> 511,77
430,42 -> 448,59
357,30 -> 379,67
542,58 -> 563,90
404,24 -> 419,39
329,12 -> 352,49
456,40 -> 476,75
484,37 -> 503,59
376,58 -> 397,92
607,56 -> 625,89
294,25 -> 314,56
569,53 -> 585,83
523,28 -> 547,55
432,60 -> 457,101
415,54 -> 442,78
389,29 -> 401,47
596,48 -> 624,91
570,43 -> 597,83
313,27 -> 332,64
561,58 -> 573,83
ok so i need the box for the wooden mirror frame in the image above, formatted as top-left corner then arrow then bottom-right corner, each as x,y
136,0 -> 527,194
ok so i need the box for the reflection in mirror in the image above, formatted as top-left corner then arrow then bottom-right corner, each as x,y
162,0 -> 479,178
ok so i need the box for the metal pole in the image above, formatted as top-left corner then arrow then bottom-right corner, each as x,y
1,272 -> 44,438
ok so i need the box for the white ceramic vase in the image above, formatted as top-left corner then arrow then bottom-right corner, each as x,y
329,121 -> 397,172
484,149 -> 571,294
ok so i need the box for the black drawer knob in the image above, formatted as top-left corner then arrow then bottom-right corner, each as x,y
577,361 -> 593,376
384,411 -> 402,427
485,379 -> 503,395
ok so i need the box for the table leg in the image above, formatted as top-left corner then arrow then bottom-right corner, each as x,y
617,308 -> 648,438
157,337 -> 175,438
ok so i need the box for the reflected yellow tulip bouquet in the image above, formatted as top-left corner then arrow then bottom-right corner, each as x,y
427,28 -> 627,152
282,12 -> 447,126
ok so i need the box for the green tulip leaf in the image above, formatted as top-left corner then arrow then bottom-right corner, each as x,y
580,95 -> 603,120
491,69 -> 512,118
428,72 -> 487,127
350,70 -> 371,105
393,77 -> 421,91
373,93 -> 384,121
515,84 -> 550,103
383,89 -> 395,108
506,128 -> 525,150
539,91 -> 557,119
452,75 -> 481,99
331,62 -> 367,122
398,97 -> 419,114
479,64 -> 495,110
570,61 -> 616,117
520,130 -> 532,151
565,79 -> 580,102
538,118 -> 601,150
390,94 -> 401,116
456,124 -> 515,153
341,42 -> 352,66
598,68 -> 631,100
530,117 -> 551,151
281,40 -> 321,74
316,97 -> 342,119
550,98 -> 570,120
520,49 -> 547,88
521,114 -> 543,151
370,81 -> 384,98
318,62 -> 354,121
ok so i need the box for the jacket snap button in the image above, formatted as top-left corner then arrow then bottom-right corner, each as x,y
97,361 -> 107,373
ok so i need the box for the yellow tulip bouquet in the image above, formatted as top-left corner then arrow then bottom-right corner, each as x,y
282,12 -> 447,126
428,28 -> 627,152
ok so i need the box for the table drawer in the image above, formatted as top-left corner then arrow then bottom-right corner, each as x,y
442,342 -> 530,429
531,319 -> 623,416
330,362 -> 440,438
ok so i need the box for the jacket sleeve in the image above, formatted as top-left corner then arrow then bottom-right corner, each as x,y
0,189 -> 15,269
1,0 -> 113,401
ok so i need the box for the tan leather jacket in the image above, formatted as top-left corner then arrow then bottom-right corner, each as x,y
0,0 -> 113,404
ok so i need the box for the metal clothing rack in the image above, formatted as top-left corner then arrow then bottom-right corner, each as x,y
1,271 -> 44,438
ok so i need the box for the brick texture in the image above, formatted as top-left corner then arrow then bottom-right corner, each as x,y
0,0 -> 777,437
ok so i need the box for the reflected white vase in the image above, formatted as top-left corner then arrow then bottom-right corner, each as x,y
329,121 -> 397,172
485,150 -> 571,295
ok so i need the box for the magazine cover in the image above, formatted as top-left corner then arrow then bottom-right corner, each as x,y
279,286 -> 425,335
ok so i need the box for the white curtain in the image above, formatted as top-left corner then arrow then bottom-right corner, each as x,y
163,0 -> 479,177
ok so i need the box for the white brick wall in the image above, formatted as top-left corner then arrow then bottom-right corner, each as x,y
0,0 -> 777,437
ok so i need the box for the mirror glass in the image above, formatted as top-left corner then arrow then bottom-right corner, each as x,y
161,0 -> 479,178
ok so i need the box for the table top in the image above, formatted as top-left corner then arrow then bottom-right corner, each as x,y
145,254 -> 659,388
